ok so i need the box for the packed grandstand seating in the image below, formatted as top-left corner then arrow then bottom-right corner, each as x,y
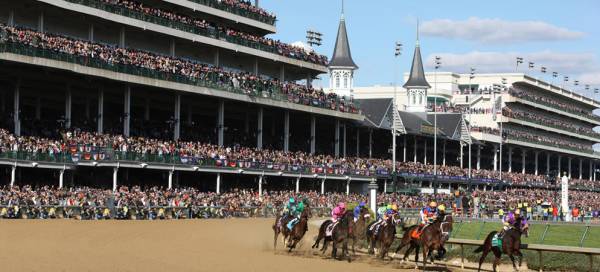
74,0 -> 319,64
503,106 -> 598,138
508,87 -> 600,121
1,128 -> 599,188
187,0 -> 277,24
0,24 -> 356,113
1,186 -> 599,221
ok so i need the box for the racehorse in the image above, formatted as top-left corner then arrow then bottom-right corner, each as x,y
474,217 -> 529,272
312,210 -> 354,262
393,213 -> 453,264
366,213 -> 401,259
351,206 -> 371,254
285,208 -> 311,252
272,208 -> 296,250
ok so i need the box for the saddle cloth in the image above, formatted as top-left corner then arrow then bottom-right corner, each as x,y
326,221 -> 339,237
492,234 -> 503,248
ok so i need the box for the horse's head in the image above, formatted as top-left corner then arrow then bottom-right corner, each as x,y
360,206 -> 370,221
390,212 -> 402,226
520,218 -> 529,238
439,214 -> 453,242
301,208 -> 310,221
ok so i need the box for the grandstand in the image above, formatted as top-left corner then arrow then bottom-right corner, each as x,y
1,0 -> 600,200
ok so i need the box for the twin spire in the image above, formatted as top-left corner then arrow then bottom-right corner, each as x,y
403,19 -> 430,89
329,0 -> 357,69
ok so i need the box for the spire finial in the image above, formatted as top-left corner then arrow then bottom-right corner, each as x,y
341,0 -> 345,20
416,18 -> 420,47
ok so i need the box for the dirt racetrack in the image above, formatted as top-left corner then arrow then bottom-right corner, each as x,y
1,218 -> 435,272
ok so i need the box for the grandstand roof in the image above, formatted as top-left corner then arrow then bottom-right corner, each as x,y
329,14 -> 358,69
403,42 -> 431,89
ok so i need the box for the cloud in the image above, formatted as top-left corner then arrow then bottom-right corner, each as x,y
424,51 -> 597,75
421,17 -> 584,43
577,72 -> 600,86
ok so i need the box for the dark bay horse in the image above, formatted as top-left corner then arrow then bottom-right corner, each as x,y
272,210 -> 294,250
394,213 -> 453,264
366,213 -> 401,259
285,208 -> 311,252
474,217 -> 529,272
352,206 -> 371,254
312,210 -> 354,262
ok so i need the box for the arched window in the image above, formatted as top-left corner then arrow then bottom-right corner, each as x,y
419,93 -> 423,105
335,74 -> 340,88
411,92 -> 416,105
343,74 -> 348,89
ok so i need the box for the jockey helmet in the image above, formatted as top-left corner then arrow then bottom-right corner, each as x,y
514,209 -> 521,215
338,202 -> 346,209
386,204 -> 392,210
429,201 -> 437,208
358,201 -> 366,207
438,204 -> 446,212
289,197 -> 295,203
391,204 -> 398,211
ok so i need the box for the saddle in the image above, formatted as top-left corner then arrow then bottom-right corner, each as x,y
287,218 -> 299,230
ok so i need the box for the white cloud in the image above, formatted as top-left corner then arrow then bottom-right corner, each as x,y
577,72 -> 600,86
421,17 -> 584,43
424,51 -> 597,76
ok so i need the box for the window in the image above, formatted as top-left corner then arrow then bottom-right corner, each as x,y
419,93 -> 423,105
335,74 -> 340,88
343,75 -> 348,89
411,92 -> 416,104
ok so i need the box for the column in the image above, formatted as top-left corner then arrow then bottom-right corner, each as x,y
558,155 -> 562,175
253,58 -> 259,75
283,110 -> 290,152
173,94 -> 181,141
355,128 -> 360,157
144,97 -> 151,121
295,177 -> 300,193
368,181 -> 377,213
258,176 -> 263,197
216,173 -> 221,194
477,146 -> 481,170
443,140 -> 447,166
169,39 -> 176,57
594,162 -> 597,182
88,24 -> 94,42
119,27 -> 126,48
342,122 -> 347,157
534,151 -> 539,176
403,136 -> 407,162
568,157 -> 572,179
168,170 -> 173,189
413,137 -> 418,163
423,139 -> 427,165
257,107 -> 263,149
334,119 -> 340,157
546,152 -> 550,175
59,169 -> 65,189
97,88 -> 104,134
8,10 -> 14,26
508,147 -> 513,173
123,86 -> 131,137
217,99 -> 224,146
280,64 -> 285,82
214,48 -> 220,67
310,115 -> 316,154
346,180 -> 350,195
320,179 -> 325,194
13,79 -> 21,136
35,97 -> 41,120
85,98 -> 91,120
368,129 -> 373,158
590,160 -> 593,181
65,86 -> 72,129
306,73 -> 312,88
112,167 -> 118,192
10,165 -> 16,187
521,149 -> 526,174
187,103 -> 193,125
493,145 -> 498,171
460,143 -> 464,168
38,12 -> 44,31
579,158 -> 583,180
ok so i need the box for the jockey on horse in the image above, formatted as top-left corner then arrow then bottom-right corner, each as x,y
368,204 -> 399,236
498,208 -> 522,239
326,202 -> 346,236
287,198 -> 306,230
353,202 -> 367,222
413,201 -> 444,239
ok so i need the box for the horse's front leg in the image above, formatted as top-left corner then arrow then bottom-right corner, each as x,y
331,239 -> 338,260
509,254 -> 518,271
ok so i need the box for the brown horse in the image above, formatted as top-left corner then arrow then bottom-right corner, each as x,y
393,213 -> 453,264
352,206 -> 371,254
366,213 -> 401,259
272,210 -> 294,250
474,217 -> 529,272
285,208 -> 311,252
396,214 -> 453,270
312,210 -> 354,262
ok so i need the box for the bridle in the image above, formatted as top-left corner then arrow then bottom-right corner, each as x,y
439,214 -> 452,240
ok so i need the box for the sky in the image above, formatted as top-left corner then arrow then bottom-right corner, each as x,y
261,0 -> 600,95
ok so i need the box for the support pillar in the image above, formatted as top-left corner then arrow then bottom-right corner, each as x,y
460,143 -> 464,168
59,169 -> 64,189
403,136 -> 407,162
257,107 -> 263,149
85,98 -> 90,120
356,128 -> 360,157
493,145 -> 498,171
342,122 -> 347,157
321,179 -> 325,194
8,10 -> 14,27
310,115 -> 316,154
217,99 -> 224,146
216,173 -> 221,194
579,158 -> 583,180
590,160 -> 593,181
414,137 -> 418,163
97,88 -> 104,134
13,79 -> 21,136
88,24 -> 94,42
443,140 -> 447,166
123,86 -> 131,137
112,167 -> 118,192
368,128 -> 373,158
508,147 -> 513,173
253,58 -> 259,75
368,181 -> 377,213
35,97 -> 41,120
546,153 -> 550,175
334,119 -> 340,157
38,12 -> 44,32
568,157 -> 572,179
174,94 -> 181,141
168,170 -> 173,189
119,27 -> 126,48
10,166 -> 16,187
258,176 -> 263,197
214,48 -> 220,67
65,86 -> 72,129
477,146 -> 481,170
169,39 -> 176,57
295,177 -> 300,193
535,151 -> 539,176
521,149 -> 526,174
283,110 -> 290,152
346,180 -> 350,195
423,139 -> 428,165
144,97 -> 151,121
187,103 -> 193,125
280,64 -> 285,81
558,155 -> 562,175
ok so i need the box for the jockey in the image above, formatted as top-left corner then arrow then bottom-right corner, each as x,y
332,202 -> 346,222
418,201 -> 439,232
353,202 -> 366,222
287,200 -> 305,230
499,208 -> 520,238
284,197 -> 297,219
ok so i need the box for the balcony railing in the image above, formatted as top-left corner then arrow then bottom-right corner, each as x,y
0,42 -> 358,113
504,112 -> 600,140
183,0 -> 277,25
61,0 -> 326,65
509,89 -> 600,123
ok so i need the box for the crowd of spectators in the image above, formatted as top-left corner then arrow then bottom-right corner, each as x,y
503,107 -> 597,138
1,186 -> 599,222
0,24 -> 355,113
192,0 -> 276,24
471,126 -> 593,153
93,0 -> 321,64
509,88 -> 599,121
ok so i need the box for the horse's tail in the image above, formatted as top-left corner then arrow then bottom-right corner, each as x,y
474,231 -> 497,253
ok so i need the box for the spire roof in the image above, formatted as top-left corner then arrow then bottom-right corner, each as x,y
403,41 -> 430,89
329,12 -> 358,69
